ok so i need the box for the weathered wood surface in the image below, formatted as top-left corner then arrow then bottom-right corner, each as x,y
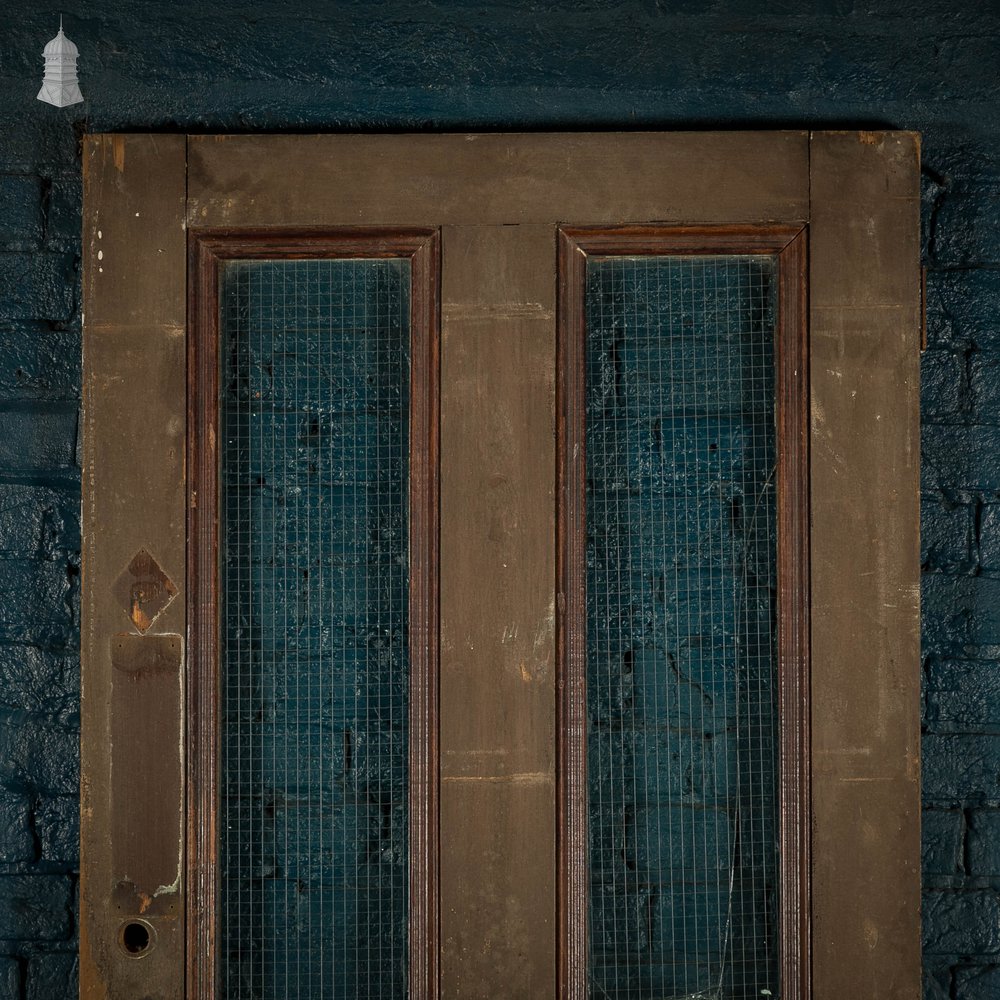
109,633 -> 183,900
81,134 -> 187,999
188,132 -> 809,228
79,129 -> 921,1000
439,224 -> 557,998
808,130 -> 922,1000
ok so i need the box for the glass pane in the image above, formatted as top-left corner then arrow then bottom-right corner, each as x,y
220,259 -> 411,998
585,255 -> 780,999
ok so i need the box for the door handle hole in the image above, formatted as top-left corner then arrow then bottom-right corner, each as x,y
119,919 -> 155,957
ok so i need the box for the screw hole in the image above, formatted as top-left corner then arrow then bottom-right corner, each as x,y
120,919 -> 154,957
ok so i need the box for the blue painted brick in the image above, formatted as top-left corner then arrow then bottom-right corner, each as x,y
980,505 -> 1000,575
0,325 -> 81,402
0,560 -> 72,645
0,713 -> 78,796
43,177 -> 81,252
922,349 -> 965,420
0,175 -> 43,250
923,890 -> 1000,956
0,645 -> 78,724
922,809 -> 964,878
925,659 -> 1000,734
925,269 -> 1000,350
970,355 -> 1000,427
921,170 -> 946,264
0,404 -> 76,475
0,875 -> 71,941
0,792 -> 33,862
0,253 -> 75,324
923,962 -> 952,1000
923,424 -> 1000,494
968,810 -> 1000,877
0,483 -> 78,559
35,795 -> 77,863
955,965 -> 1000,1000
923,734 -> 1000,806
921,498 -> 972,573
934,174 -> 1000,266
26,951 -> 77,1000
0,959 -> 18,1000
922,575 -> 1000,655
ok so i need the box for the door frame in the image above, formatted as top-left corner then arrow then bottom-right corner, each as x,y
557,223 -> 809,999
186,228 -> 440,999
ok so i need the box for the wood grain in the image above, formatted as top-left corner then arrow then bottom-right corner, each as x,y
110,634 -> 184,909
81,133 -> 187,1000
439,224 -> 557,997
808,130 -> 921,1000
188,132 -> 809,229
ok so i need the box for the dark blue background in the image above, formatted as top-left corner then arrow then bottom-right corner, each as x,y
0,2 -> 996,996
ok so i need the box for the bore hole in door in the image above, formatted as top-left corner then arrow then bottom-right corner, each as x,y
119,919 -> 154,957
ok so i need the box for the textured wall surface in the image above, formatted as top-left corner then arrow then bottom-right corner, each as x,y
0,2 -> 996,997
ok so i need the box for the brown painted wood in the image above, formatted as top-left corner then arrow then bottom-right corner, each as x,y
186,228 -> 440,1000
110,634 -> 184,909
188,132 -> 809,229
808,131 -> 921,1000
557,225 -> 811,999
409,229 -> 442,1000
556,229 -> 588,1000
82,130 -> 921,1000
81,134 -> 187,1000
186,231 -> 221,1000
439,224 -> 557,998
775,229 -> 811,1000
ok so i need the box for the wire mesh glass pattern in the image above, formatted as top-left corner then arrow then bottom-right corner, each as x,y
584,255 -> 780,1000
220,258 -> 411,999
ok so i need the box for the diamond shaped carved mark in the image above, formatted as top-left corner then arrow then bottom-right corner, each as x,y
113,549 -> 178,634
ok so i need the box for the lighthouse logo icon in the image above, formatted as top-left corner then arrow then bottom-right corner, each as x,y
37,18 -> 83,108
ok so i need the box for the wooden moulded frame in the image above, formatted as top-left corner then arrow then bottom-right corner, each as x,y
556,225 -> 809,999
187,229 -> 441,1000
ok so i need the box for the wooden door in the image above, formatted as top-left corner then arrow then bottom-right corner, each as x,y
81,131 -> 921,1000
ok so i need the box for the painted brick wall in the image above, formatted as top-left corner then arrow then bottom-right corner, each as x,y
0,2 -> 997,998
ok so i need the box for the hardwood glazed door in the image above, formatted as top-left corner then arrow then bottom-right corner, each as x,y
81,131 -> 921,1000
